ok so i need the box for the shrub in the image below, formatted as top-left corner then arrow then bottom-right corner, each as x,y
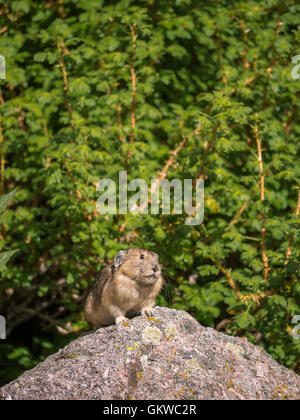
0,0 -> 299,385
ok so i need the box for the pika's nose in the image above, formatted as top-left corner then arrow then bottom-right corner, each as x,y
153,264 -> 159,272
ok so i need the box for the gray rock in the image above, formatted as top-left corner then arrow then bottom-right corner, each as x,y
1,307 -> 299,400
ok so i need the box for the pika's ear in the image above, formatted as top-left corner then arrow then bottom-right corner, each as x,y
114,250 -> 126,268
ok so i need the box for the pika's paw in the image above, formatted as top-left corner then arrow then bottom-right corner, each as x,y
115,315 -> 129,325
141,307 -> 154,317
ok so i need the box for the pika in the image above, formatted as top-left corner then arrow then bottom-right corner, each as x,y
84,248 -> 163,326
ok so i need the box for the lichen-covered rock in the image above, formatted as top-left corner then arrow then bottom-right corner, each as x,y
1,307 -> 299,400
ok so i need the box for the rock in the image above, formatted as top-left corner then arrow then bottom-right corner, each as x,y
1,307 -> 299,400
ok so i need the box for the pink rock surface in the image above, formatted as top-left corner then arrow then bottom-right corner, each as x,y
1,307 -> 299,400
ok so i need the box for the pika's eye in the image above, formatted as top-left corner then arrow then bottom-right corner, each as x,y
140,254 -> 145,259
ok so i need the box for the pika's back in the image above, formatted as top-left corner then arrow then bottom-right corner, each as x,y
86,265 -> 113,308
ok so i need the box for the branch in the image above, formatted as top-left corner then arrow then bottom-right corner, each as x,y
253,125 -> 269,281
0,116 -> 5,195
116,104 -> 125,142
240,19 -> 250,70
145,138 -> 186,212
215,259 -> 241,300
225,201 -> 249,232
57,40 -> 74,128
119,123 -> 202,233
285,188 -> 300,264
225,181 -> 260,232
15,306 -> 66,329
215,318 -> 231,331
0,87 -> 4,105
196,121 -> 220,179
129,24 -> 137,144
284,104 -> 296,135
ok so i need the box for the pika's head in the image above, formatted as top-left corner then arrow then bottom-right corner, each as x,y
113,248 -> 161,285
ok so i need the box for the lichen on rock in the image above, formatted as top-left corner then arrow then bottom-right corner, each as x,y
142,326 -> 162,345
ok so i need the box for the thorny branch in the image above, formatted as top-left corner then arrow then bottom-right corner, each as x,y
119,123 -> 202,233
225,181 -> 260,232
253,124 -> 269,281
0,116 -> 5,195
285,188 -> 300,265
57,40 -> 74,128
225,201 -> 249,232
216,259 -> 241,300
116,104 -> 125,142
129,24 -> 137,144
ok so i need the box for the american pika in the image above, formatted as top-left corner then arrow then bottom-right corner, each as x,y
84,248 -> 163,326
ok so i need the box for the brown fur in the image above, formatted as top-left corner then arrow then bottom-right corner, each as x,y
84,248 -> 164,326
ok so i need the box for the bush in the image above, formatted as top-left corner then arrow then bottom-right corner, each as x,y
0,0 -> 299,385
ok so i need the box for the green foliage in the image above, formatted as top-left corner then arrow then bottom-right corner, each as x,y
0,189 -> 18,269
0,0 -> 300,386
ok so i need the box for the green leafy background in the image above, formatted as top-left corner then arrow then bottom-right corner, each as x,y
0,0 -> 299,386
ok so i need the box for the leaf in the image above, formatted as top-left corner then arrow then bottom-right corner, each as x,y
235,312 -> 256,329
0,249 -> 19,270
285,261 -> 298,274
0,189 -> 17,215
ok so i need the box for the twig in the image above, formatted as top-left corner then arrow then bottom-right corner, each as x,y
271,21 -> 282,67
15,306 -> 65,329
216,319 -> 231,331
146,123 -> 202,210
263,21 -> 282,108
199,222 -> 242,300
119,123 -> 202,232
240,292 -> 268,304
285,188 -> 300,264
57,40 -> 74,128
240,19 -> 250,70
0,116 -> 5,195
57,0 -> 66,19
284,104 -> 296,135
196,121 -> 220,179
253,125 -> 269,281
116,104 -> 125,142
225,201 -> 249,231
244,73 -> 262,85
129,24 -> 137,144
225,181 -> 260,232
216,259 -> 241,300
144,137 -> 186,213
0,87 -> 4,104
